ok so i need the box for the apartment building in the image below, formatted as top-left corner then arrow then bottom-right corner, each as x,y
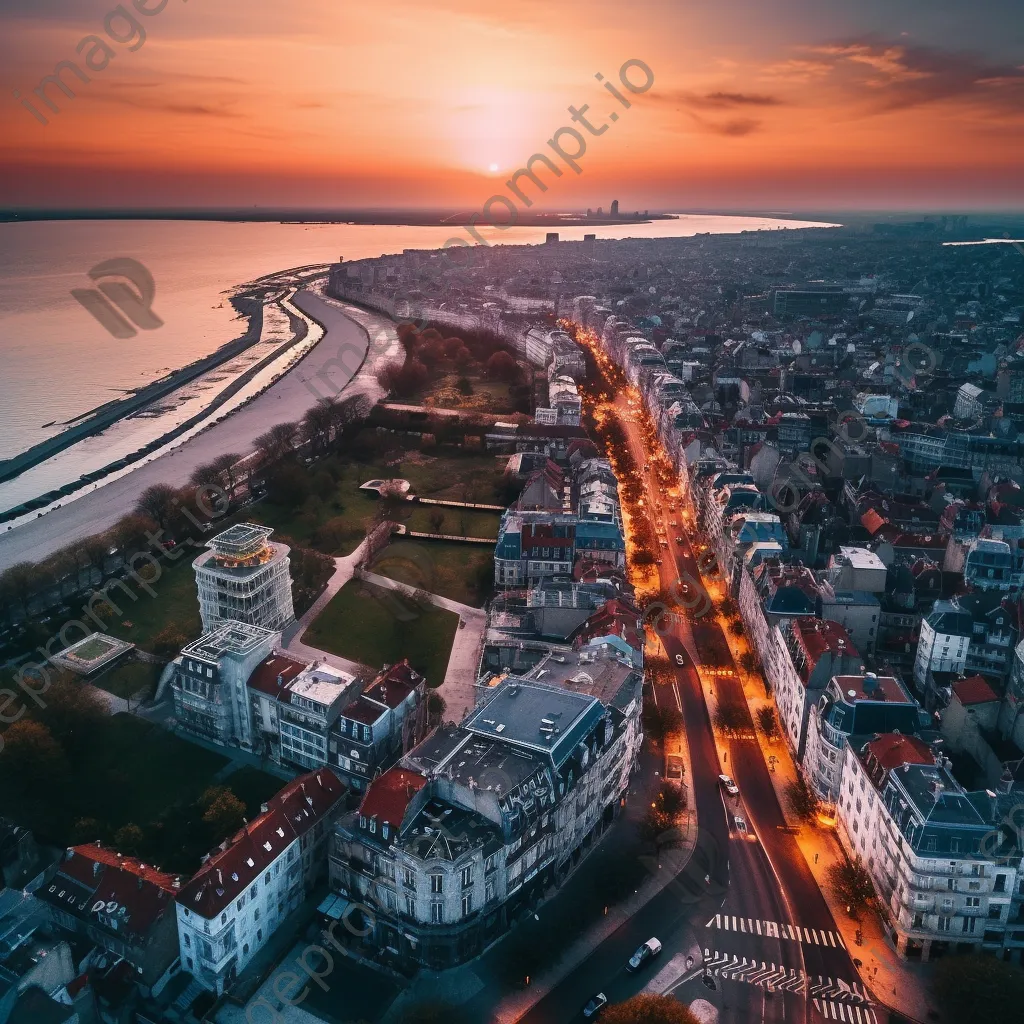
171,621 -> 279,748
768,618 -> 864,759
804,672 -> 926,804
39,844 -> 182,997
176,768 -> 346,994
193,523 -> 294,632
248,655 -> 357,771
327,673 -> 642,970
837,734 -> 1023,963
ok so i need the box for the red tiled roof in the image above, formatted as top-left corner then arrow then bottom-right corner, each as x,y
176,767 -> 345,919
359,767 -> 427,827
790,618 -> 859,681
363,660 -> 422,709
863,733 -> 934,770
40,844 -> 180,945
246,653 -> 307,696
952,675 -> 1000,706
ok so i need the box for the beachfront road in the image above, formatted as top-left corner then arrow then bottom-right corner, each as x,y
0,289 -> 376,572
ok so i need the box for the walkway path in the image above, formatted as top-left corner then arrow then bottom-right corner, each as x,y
354,568 -> 486,723
282,539 -> 371,677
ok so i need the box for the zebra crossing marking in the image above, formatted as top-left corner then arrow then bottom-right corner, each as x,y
702,951 -> 874,1009
814,998 -> 877,1022
706,913 -> 845,948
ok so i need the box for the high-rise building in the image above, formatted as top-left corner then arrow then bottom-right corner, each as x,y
610,199 -> 619,217
193,523 -> 294,632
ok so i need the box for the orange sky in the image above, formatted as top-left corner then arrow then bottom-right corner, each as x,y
2,0 -> 1023,210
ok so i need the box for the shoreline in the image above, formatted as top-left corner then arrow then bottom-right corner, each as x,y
0,268 -> 338,522
0,286 -> 398,570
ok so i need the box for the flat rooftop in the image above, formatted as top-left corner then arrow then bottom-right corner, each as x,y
463,679 -> 603,766
182,620 -> 276,662
208,522 -> 275,555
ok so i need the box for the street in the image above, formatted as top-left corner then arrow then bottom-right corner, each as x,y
507,386 -> 877,1024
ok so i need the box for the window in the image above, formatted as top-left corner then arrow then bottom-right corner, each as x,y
402,868 -> 415,889
405,895 -> 415,917
485,880 -> 495,903
221,912 -> 227,925
265,872 -> 271,884
462,894 -> 473,917
243,942 -> 249,956
995,875 -> 1007,893
430,873 -> 443,894
962,917 -> 977,934
184,934 -> 191,948
254,907 -> 260,921
257,928 -> 263,942
236,898 -> 244,912
966,897 -> 981,908
250,885 -> 258,899
461,866 -> 474,889
430,902 -> 443,924
937,916 -> 951,932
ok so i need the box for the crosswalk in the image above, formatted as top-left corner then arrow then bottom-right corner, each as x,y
814,999 -> 877,1022
702,949 -> 805,992
706,913 -> 846,948
702,950 -> 873,1007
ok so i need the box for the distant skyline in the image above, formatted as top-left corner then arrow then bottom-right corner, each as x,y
2,0 -> 1022,211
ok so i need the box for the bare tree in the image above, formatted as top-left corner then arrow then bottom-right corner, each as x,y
135,484 -> 178,530
211,453 -> 241,497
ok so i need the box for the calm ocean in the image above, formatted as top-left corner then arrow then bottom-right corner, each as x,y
0,214 -> 834,501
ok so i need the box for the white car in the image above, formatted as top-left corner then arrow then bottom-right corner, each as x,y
675,654 -> 685,666
719,774 -> 739,796
627,937 -> 663,971
583,993 -> 608,1018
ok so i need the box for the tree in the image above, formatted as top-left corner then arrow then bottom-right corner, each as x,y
113,823 -> 145,855
212,452 -> 241,496
70,818 -> 104,844
485,350 -> 519,381
36,677 -> 106,756
786,774 -> 818,822
189,462 -> 224,489
826,859 -> 875,915
728,619 -> 745,637
456,376 -> 473,396
302,400 -> 335,453
656,782 -> 686,819
0,720 -> 68,787
642,702 -> 682,742
602,994 -> 701,1024
739,650 -> 758,673
713,700 -> 747,734
254,422 -> 297,462
933,954 -> 1024,1024
200,786 -> 246,839
428,510 -> 446,534
265,462 -> 310,507
427,692 -> 446,720
757,705 -> 779,740
108,514 -> 159,557
0,562 -> 43,618
135,484 -> 178,530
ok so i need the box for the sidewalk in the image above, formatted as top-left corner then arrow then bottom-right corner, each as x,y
733,659 -> 940,1024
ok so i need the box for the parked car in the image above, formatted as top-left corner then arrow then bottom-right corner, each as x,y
733,815 -> 748,834
719,774 -> 739,796
675,536 -> 684,544
675,654 -> 685,666
583,992 -> 608,1018
627,937 -> 663,971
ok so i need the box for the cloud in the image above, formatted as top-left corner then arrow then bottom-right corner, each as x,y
804,36 -> 1024,115
689,115 -> 762,136
650,89 -> 783,110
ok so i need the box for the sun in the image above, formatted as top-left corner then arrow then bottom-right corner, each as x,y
488,162 -> 499,172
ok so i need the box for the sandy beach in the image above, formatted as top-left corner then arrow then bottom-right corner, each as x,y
0,284 -> 401,572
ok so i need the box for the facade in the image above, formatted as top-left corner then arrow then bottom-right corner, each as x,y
171,621 -> 279,748
176,768 -> 346,994
837,734 -> 1023,962
804,672 -> 925,804
248,656 -> 356,771
328,673 -> 642,970
913,601 -> 971,697
328,661 -> 429,795
770,618 -> 863,759
39,844 -> 182,996
193,523 -> 294,632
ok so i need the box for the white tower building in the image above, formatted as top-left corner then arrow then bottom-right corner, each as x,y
193,523 -> 294,632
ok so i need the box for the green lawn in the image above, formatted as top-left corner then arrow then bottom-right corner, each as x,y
93,658 -> 163,701
304,577 -> 459,686
88,555 -> 202,655
246,436 -> 507,557
406,370 -> 520,414
371,539 -> 494,607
